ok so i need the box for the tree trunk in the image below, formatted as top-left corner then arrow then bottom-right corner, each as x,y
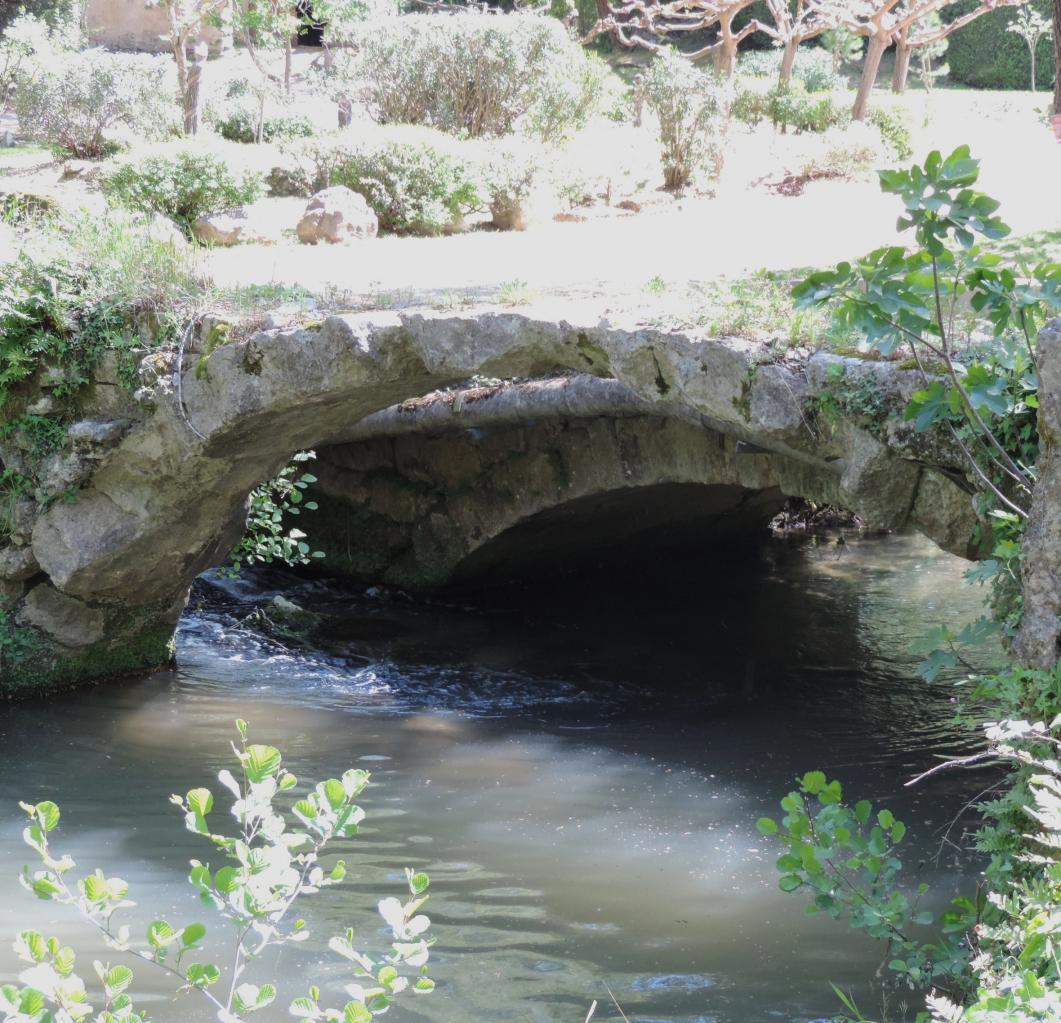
337,96 -> 352,128
892,39 -> 911,93
1014,319 -> 1061,668
284,36 -> 292,95
779,37 -> 798,86
183,41 -> 209,136
1030,43 -> 1037,91
714,12 -> 737,76
852,30 -> 887,121
217,0 -> 234,55
1054,0 -> 1061,114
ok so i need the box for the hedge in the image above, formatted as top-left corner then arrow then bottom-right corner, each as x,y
0,0 -> 78,31
948,0 -> 1056,90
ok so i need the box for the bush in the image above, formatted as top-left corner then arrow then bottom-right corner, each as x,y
765,84 -> 849,133
14,49 -> 176,158
347,12 -> 605,141
7,724 -> 436,1023
0,212 -> 201,410
738,45 -> 845,91
732,83 -> 770,126
0,0 -> 78,32
642,48 -> 733,190
867,104 -> 912,160
102,151 -> 264,233
284,127 -> 486,235
948,0 -> 1055,88
471,135 -> 557,228
0,13 -> 79,104
799,122 -> 891,180
217,104 -> 316,144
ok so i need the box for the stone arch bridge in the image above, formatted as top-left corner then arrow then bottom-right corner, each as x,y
0,304 -> 995,690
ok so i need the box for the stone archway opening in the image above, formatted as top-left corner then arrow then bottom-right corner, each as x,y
443,481 -> 786,592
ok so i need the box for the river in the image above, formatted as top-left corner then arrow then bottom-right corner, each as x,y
0,531 -> 997,1023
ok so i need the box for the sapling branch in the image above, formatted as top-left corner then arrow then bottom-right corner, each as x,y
904,339 -> 1029,518
930,255 -> 1033,493
21,806 -> 228,1015
12,725 -> 435,1023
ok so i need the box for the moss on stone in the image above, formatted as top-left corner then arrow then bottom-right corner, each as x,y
733,365 -> 758,422
0,624 -> 176,697
195,321 -> 234,380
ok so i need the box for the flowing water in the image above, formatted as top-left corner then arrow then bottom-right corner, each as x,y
0,532 -> 999,1023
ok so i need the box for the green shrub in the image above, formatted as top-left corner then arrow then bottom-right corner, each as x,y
0,212 -> 199,412
471,135 -> 556,228
766,84 -> 849,133
732,83 -> 770,126
867,104 -> 912,160
285,127 -> 485,235
345,12 -> 605,141
216,104 -> 316,144
0,0 -> 78,32
0,13 -> 79,104
947,0 -> 1055,88
738,45 -> 845,91
102,151 -> 264,233
14,48 -> 176,158
642,48 -> 733,190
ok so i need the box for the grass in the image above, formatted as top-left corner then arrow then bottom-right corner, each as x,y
0,142 -> 54,170
215,282 -> 316,312
679,271 -> 853,350
498,279 -> 539,306
989,229 -> 1061,265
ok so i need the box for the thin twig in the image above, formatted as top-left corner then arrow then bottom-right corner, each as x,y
603,984 -> 631,1023
905,751 -> 1000,787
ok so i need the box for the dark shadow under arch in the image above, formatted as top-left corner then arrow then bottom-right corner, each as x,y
446,481 -> 786,592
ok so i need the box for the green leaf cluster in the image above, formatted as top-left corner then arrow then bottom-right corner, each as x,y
8,722 -> 435,1023
759,772 -> 975,991
227,451 -> 326,575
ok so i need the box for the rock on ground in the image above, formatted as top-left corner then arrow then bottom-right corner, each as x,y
193,198 -> 304,246
296,187 -> 378,244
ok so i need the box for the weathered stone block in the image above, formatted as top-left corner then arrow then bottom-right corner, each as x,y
19,584 -> 105,650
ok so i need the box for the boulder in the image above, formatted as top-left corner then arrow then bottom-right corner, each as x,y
193,200 -> 288,246
61,160 -> 102,182
838,428 -> 921,530
0,544 -> 39,583
296,187 -> 378,244
67,419 -> 130,452
145,213 -> 189,248
18,584 -> 105,650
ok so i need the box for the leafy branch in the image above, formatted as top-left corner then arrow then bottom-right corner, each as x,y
794,146 -> 1061,522
5,721 -> 435,1023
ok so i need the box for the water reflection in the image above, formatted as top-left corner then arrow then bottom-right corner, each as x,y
0,532 -> 998,1023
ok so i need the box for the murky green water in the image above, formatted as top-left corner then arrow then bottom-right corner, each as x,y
0,532 -> 996,1023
